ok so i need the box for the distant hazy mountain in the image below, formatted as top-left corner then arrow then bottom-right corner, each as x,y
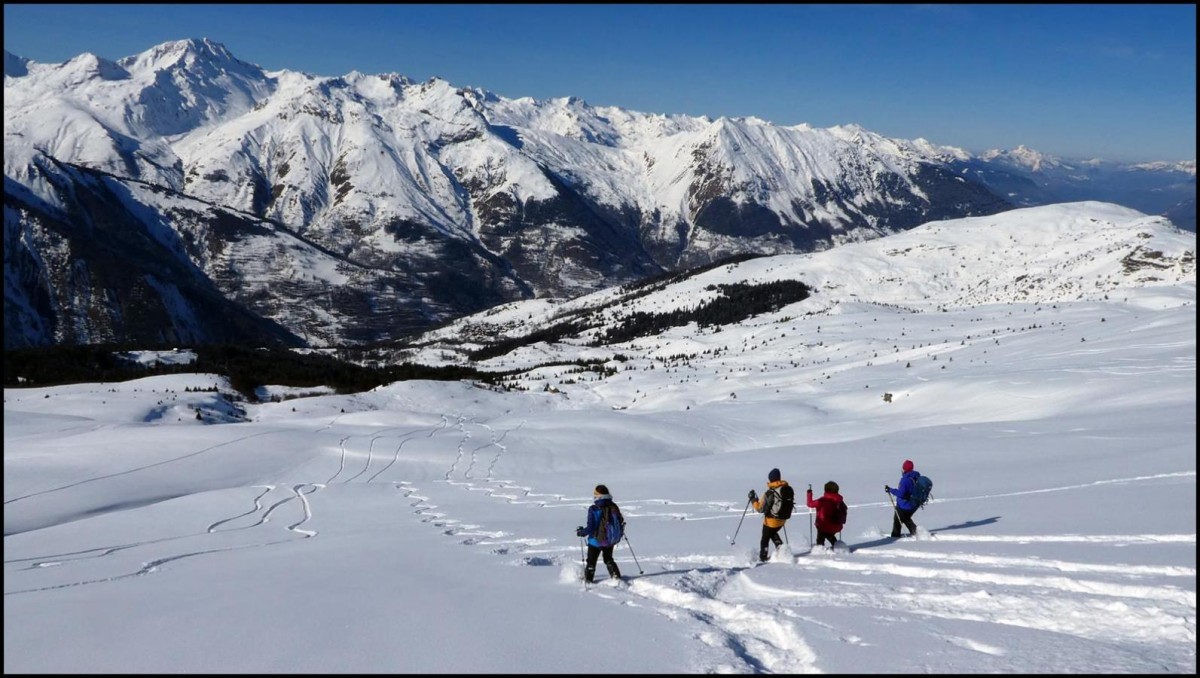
951,146 -> 1195,231
4,39 -> 1193,349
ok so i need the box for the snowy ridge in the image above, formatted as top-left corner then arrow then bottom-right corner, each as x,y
408,201 -> 1195,364
4,39 -> 1195,348
5,39 -> 1191,242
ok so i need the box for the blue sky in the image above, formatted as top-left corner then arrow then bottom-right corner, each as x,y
4,4 -> 1195,162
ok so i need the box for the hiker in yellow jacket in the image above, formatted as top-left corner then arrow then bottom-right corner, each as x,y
748,467 -> 791,562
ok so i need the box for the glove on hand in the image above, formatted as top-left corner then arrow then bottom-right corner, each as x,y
748,490 -> 757,501
884,485 -> 890,493
576,527 -> 587,538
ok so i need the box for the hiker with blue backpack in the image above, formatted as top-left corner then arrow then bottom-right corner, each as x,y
885,459 -> 925,538
748,468 -> 794,562
576,484 -> 625,583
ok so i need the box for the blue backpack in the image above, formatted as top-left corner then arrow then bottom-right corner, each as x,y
910,475 -> 933,509
592,504 -> 625,546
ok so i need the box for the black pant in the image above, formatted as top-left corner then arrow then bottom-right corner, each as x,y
891,507 -> 917,538
815,530 -> 839,547
759,524 -> 784,561
585,544 -> 620,582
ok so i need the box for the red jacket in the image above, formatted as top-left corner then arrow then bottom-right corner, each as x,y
806,489 -> 847,533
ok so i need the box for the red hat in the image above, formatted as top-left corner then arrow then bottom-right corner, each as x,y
902,460 -> 914,472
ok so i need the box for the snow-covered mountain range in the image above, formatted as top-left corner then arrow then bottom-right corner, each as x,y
960,146 -> 1194,229
5,39 -> 1195,349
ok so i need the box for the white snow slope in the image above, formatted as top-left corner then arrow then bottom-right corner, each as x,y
4,202 -> 1195,673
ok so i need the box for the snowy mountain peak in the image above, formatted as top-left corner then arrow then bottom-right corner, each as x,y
909,137 -> 972,162
1009,144 -> 1052,170
981,144 -> 1064,172
831,122 -> 866,134
555,95 -> 588,108
117,38 -> 238,72
60,52 -> 130,82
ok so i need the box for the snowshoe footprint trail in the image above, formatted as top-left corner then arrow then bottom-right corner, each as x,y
306,409 -> 1193,673
399,423 -> 1196,673
627,567 -> 821,674
266,410 -> 1200,674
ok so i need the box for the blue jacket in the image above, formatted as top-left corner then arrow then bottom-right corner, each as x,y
889,470 -> 922,511
585,495 -> 624,547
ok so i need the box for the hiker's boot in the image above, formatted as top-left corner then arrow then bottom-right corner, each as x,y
607,563 -> 622,580
584,566 -> 596,583
759,550 -> 769,562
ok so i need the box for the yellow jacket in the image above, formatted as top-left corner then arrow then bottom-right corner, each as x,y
753,480 -> 790,528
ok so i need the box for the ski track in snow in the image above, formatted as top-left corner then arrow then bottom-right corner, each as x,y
2,414 -> 388,595
5,413 -> 1194,672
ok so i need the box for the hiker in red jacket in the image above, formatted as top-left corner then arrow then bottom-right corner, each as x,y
806,481 -> 848,549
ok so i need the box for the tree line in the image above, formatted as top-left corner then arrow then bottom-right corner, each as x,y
593,280 -> 812,345
5,344 -> 485,402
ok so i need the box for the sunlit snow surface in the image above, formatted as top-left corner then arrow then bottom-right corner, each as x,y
4,205 -> 1195,673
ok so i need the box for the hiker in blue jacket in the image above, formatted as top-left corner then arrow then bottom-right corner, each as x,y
576,484 -> 625,583
885,459 -> 920,538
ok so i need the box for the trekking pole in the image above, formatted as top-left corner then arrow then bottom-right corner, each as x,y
808,483 -> 814,548
887,491 -> 900,536
730,498 -> 752,545
577,532 -> 589,586
623,534 -> 644,574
